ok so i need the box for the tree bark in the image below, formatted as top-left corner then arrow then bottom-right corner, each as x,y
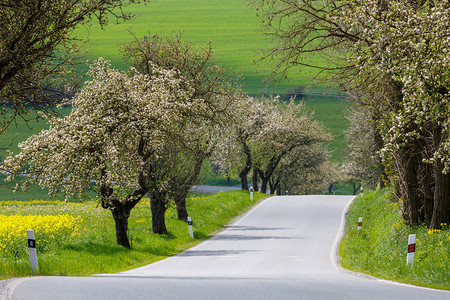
430,126 -> 450,228
150,193 -> 168,234
172,155 -> 205,221
258,155 -> 284,194
111,207 -> 131,248
238,137 -> 252,191
175,195 -> 188,221
252,168 -> 259,192
240,170 -> 249,191
431,161 -> 450,228
100,182 -> 145,248
269,177 -> 280,195
352,182 -> 361,196
417,156 -> 434,226
374,127 -> 387,188
397,145 -> 422,226
260,175 -> 269,194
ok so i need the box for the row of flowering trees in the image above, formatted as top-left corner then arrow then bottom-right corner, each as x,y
212,96 -> 334,195
1,33 -> 333,248
253,0 -> 450,228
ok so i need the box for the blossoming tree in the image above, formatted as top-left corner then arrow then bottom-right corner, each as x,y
119,32 -> 243,223
2,58 -> 205,247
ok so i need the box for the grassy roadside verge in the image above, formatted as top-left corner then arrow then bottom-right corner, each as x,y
339,189 -> 450,290
0,190 -> 267,279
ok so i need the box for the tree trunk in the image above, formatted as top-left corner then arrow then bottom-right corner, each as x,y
150,194 -> 168,234
172,155 -> 204,221
100,181 -> 145,248
352,182 -> 361,196
238,135 -> 252,191
430,124 -> 450,229
111,206 -> 131,248
269,180 -> 275,195
374,127 -> 387,189
252,169 -> 259,192
431,161 -> 450,228
398,145 -> 422,226
257,155 -> 283,195
175,195 -> 189,221
260,176 -> 269,194
418,157 -> 434,226
240,170 -> 249,190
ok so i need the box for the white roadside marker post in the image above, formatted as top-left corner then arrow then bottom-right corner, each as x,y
360,186 -> 364,198
249,187 -> 254,201
187,216 -> 194,239
27,229 -> 38,272
357,217 -> 363,231
407,234 -> 416,266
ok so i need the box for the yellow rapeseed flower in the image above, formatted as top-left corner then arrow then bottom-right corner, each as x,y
0,214 -> 83,258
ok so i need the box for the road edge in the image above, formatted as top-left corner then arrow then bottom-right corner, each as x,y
0,277 -> 34,300
98,195 -> 275,276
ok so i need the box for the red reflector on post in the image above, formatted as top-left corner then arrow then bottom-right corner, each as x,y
408,244 -> 415,253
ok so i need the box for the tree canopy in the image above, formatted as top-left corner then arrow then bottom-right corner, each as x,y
0,0 -> 145,134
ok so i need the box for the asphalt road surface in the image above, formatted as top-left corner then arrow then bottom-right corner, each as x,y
1,195 -> 449,300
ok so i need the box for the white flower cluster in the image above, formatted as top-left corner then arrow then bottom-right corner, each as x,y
338,0 -> 450,173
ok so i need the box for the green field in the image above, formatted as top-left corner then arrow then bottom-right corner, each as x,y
74,0 -> 333,95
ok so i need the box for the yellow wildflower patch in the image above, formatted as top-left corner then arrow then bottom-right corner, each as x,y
428,228 -> 442,235
0,214 -> 83,258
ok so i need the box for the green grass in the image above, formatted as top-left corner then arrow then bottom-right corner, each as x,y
0,190 -> 268,278
339,189 -> 450,290
74,0 -> 334,95
300,93 -> 349,162
0,107 -> 72,158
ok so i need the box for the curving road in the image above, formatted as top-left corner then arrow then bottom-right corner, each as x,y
1,195 -> 449,300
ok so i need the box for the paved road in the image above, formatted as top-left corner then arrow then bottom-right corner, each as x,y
189,185 -> 241,193
2,195 -> 449,300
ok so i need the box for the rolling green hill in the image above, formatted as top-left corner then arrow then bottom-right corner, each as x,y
74,0 -> 331,95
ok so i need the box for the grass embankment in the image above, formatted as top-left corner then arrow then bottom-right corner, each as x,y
340,189 -> 450,290
0,190 -> 267,279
